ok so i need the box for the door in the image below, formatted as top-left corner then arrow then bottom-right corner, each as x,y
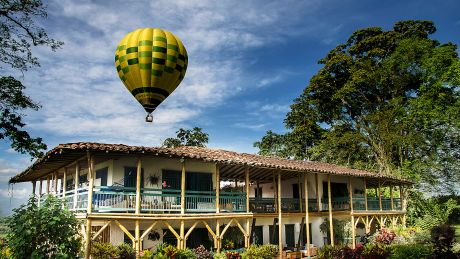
252,226 -> 263,245
285,224 -> 295,248
269,225 -> 279,245
124,167 -> 144,188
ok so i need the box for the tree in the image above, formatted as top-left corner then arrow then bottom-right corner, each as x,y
255,20 -> 460,192
163,127 -> 209,148
7,195 -> 81,258
0,0 -> 63,158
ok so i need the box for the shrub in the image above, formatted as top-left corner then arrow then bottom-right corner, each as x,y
193,245 -> 212,259
389,244 -> 433,259
374,228 -> 397,245
91,242 -> 119,259
7,195 -> 82,258
241,244 -> 278,259
117,243 -> 135,259
362,244 -> 390,259
225,251 -> 241,259
140,249 -> 154,259
213,252 -> 227,259
317,244 -> 342,259
431,224 -> 456,258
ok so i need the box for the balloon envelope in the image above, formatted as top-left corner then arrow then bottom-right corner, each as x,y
115,28 -> 188,118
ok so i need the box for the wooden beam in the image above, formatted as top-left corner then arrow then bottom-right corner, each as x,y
73,163 -> 80,210
32,181 -> 36,196
181,159 -> 186,215
84,219 -> 92,259
216,219 -> 221,252
63,168 -> 67,197
115,220 -> 135,241
245,218 -> 250,248
38,179 -> 42,206
185,221 -> 199,240
273,172 -> 277,212
54,172 -> 58,193
328,174 -> 334,246
135,220 -> 140,257
234,219 -> 247,237
378,180 -> 382,211
304,174 -> 311,257
298,173 -> 303,212
135,158 -> 142,215
245,167 -> 250,213
202,220 -> 217,239
92,221 -> 111,241
364,178 -> 368,211
46,175 -> 50,194
278,171 -> 282,256
220,219 -> 235,238
316,174 -> 321,212
180,220 -> 185,249
349,177 -> 355,249
140,222 -> 158,240
216,164 -> 220,213
390,186 -> 394,211
86,153 -> 94,214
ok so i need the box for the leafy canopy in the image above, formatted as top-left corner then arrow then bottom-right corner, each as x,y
163,127 -> 209,148
255,20 -> 460,193
7,195 -> 81,258
0,0 -> 63,158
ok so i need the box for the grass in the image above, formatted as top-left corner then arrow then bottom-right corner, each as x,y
454,224 -> 460,240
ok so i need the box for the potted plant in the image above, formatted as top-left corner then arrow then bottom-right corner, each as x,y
148,175 -> 159,186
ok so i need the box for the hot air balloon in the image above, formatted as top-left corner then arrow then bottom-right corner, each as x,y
115,28 -> 188,122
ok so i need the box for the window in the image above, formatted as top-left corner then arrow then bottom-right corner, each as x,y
124,167 -> 144,188
254,187 -> 262,198
323,182 -> 348,198
96,167 -> 108,186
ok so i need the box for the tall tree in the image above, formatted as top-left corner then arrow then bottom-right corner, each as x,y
255,20 -> 460,193
0,0 -> 63,158
163,127 -> 209,148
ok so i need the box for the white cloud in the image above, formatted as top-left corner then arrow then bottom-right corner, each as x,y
0,187 -> 29,199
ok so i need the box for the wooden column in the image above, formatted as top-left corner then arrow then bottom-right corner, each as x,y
216,164 -> 220,213
46,175 -> 50,194
73,163 -> 80,210
63,168 -> 67,197
278,171 -> 283,257
328,175 -> 334,246
364,178 -> 368,211
245,167 -> 250,213
390,186 -> 394,211
349,177 -> 355,249
400,185 -> 406,227
135,220 -> 140,258
216,220 -> 221,252
298,174 -> 303,212
316,174 -> 321,211
85,153 -> 95,259
135,158 -> 142,215
378,181 -> 382,211
245,218 -> 250,248
32,181 -> 36,196
304,174 -> 311,257
273,172 -> 277,212
38,179 -> 42,205
180,220 -> 185,249
181,159 -> 186,215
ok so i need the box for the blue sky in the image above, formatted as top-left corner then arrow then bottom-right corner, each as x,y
1,0 -> 459,215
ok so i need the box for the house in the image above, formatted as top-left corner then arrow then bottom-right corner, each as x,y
10,142 -> 411,258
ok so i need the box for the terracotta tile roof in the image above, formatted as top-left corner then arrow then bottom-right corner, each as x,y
10,142 -> 412,184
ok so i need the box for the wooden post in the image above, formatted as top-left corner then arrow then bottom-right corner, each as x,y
278,171 -> 283,257
245,167 -> 250,213
349,177 -> 355,249
73,163 -> 80,210
245,218 -> 250,248
400,185 -> 406,227
298,174 -> 303,212
54,172 -> 58,194
85,153 -> 95,259
316,174 -> 321,211
38,179 -> 42,206
216,220 -> 221,252
180,220 -> 185,249
46,175 -> 50,194
181,159 -> 186,215
328,175 -> 334,246
304,174 -> 311,257
364,178 -> 368,211
273,172 -> 277,212
135,158 -> 142,215
390,186 -> 394,211
135,220 -> 140,258
32,181 -> 36,196
378,181 -> 382,211
63,168 -> 67,197
216,164 -> 220,213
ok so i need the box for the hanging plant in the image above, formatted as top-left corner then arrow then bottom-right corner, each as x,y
148,231 -> 161,241
148,175 -> 159,186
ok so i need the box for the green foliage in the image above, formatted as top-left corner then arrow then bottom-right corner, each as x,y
117,243 -> 135,259
408,195 -> 460,230
140,249 -> 154,259
431,224 -> 456,258
319,218 -> 350,245
363,243 -> 390,259
0,217 -> 9,239
254,20 -> 460,193
192,245 -> 212,259
154,243 -> 179,258
7,195 -> 81,258
241,244 -> 278,259
389,244 -> 433,259
0,0 -> 63,158
317,244 -> 342,259
163,127 -> 209,148
213,252 -> 227,259
178,248 -> 197,259
91,242 -> 119,259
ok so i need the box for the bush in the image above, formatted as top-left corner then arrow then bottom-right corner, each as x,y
193,245 -> 212,259
241,244 -> 278,259
389,244 -> 433,259
117,243 -> 135,259
374,228 -> 397,245
7,195 -> 82,258
213,252 -> 227,259
140,249 -> 154,259
317,244 -> 342,259
91,242 -> 119,259
431,224 -> 457,259
225,251 -> 241,259
363,244 -> 390,259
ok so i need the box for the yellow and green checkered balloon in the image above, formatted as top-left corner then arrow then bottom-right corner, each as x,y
115,28 -> 188,122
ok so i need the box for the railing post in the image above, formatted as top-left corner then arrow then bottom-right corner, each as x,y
304,174 -> 311,257
349,176 -> 355,248
364,178 -> 368,211
73,163 -> 80,210
328,174 -> 334,246
85,152 -> 95,259
135,158 -> 142,215
216,164 -> 220,213
378,180 -> 382,211
181,159 -> 186,215
277,171 -> 282,258
245,167 -> 250,213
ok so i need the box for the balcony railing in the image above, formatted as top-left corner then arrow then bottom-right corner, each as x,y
353,197 -> 402,211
